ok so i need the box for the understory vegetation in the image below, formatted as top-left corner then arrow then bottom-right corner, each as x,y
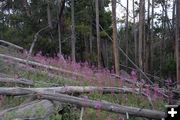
0,0 -> 179,120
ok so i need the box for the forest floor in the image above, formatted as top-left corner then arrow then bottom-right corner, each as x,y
0,47 -> 169,120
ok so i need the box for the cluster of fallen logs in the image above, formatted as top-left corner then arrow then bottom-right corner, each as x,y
0,86 -> 166,120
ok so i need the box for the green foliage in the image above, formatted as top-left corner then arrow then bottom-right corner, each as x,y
50,113 -> 62,120
162,57 -> 176,77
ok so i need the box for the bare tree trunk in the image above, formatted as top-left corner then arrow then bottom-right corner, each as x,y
125,0 -> 129,68
84,34 -> 88,60
160,3 -> 165,78
71,0 -> 76,62
176,0 -> 180,87
133,0 -> 137,64
103,39 -> 109,67
139,0 -> 145,76
89,19 -> 93,55
57,1 -> 62,55
145,0 -> 151,73
58,19 -> 62,55
150,0 -> 154,75
47,1 -> 52,29
96,0 -> 101,67
172,0 -> 176,29
112,0 -> 120,74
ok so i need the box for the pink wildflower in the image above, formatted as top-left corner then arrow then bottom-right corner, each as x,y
145,85 -> 151,97
153,84 -> 159,100
131,70 -> 138,82
95,101 -> 102,109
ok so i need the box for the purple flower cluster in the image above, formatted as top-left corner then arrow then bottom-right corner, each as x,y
31,52 -> 115,86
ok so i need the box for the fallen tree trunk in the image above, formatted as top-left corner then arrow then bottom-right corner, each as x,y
0,86 -> 146,96
112,74 -> 169,98
38,93 -> 166,119
0,40 -> 24,50
0,78 -> 34,86
0,54 -> 85,78
0,100 -> 55,120
0,73 -> 10,78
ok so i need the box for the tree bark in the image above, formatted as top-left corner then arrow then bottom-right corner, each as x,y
176,0 -> 180,86
125,0 -> 129,68
57,1 -> 62,55
71,0 -> 76,62
139,0 -> 145,77
0,40 -> 24,51
132,0 -> 137,64
38,93 -> 166,119
0,100 -> 55,120
89,18 -> 93,55
0,77 -> 34,86
112,0 -> 120,74
47,1 -> 52,29
0,86 -> 147,96
96,0 -> 101,67
145,0 -> 151,73
150,0 -> 154,75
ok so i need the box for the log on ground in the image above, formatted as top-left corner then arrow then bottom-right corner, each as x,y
0,78 -> 34,86
0,86 -> 146,96
38,92 -> 166,119
0,100 -> 55,120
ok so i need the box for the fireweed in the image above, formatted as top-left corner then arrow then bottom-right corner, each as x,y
30,52 -> 115,87
9,51 -> 168,119
27,52 -> 168,99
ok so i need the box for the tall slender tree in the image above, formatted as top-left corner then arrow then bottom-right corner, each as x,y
151,0 -> 155,74
133,0 -> 137,64
145,0 -> 151,73
125,0 -> 129,68
96,0 -> 101,67
112,0 -> 120,74
176,0 -> 180,86
139,0 -> 145,75
47,1 -> 52,29
57,0 -> 62,55
71,0 -> 76,62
